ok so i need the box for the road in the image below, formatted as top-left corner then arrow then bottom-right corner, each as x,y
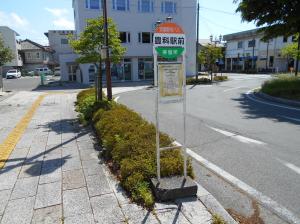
2,77 -> 41,92
117,74 -> 300,223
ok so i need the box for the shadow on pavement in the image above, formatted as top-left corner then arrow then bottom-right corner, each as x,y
232,93 -> 300,125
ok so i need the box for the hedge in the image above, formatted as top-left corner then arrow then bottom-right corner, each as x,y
261,74 -> 300,100
214,75 -> 228,81
76,88 -> 194,207
186,77 -> 211,85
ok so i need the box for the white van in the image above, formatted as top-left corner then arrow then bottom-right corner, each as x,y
35,68 -> 53,76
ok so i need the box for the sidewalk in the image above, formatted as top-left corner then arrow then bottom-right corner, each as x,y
0,91 -> 226,224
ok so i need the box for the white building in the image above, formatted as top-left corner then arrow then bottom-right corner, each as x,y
0,26 -> 23,74
223,28 -> 298,73
44,30 -> 75,64
20,39 -> 55,71
60,0 -> 197,84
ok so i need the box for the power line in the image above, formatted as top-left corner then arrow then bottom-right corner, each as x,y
199,15 -> 241,32
200,6 -> 237,16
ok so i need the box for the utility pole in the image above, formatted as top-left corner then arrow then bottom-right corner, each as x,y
196,2 -> 200,80
103,0 -> 112,100
296,34 -> 300,76
252,39 -> 255,70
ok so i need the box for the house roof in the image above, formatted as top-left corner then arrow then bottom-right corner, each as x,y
21,39 -> 54,52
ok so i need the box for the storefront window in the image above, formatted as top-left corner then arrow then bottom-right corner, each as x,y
138,58 -> 153,80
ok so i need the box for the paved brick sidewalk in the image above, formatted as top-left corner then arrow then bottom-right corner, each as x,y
0,92 -> 213,224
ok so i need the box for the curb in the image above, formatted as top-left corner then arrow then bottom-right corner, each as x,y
255,91 -> 300,108
196,184 -> 238,224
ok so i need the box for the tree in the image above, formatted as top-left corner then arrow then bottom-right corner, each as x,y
0,34 -> 13,91
69,17 -> 125,101
198,45 -> 223,81
234,0 -> 300,76
281,40 -> 300,72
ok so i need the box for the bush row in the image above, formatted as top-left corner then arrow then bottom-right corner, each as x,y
261,74 -> 300,101
186,77 -> 211,85
214,75 -> 228,81
76,89 -> 194,207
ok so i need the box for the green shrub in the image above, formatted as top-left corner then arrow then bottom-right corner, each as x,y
186,77 -> 211,85
214,76 -> 228,81
212,214 -> 227,224
261,75 -> 300,100
76,89 -> 194,208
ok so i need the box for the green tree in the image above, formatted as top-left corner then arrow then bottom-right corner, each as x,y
0,34 -> 13,90
281,40 -> 300,72
234,0 -> 300,76
69,17 -> 125,101
198,45 -> 223,81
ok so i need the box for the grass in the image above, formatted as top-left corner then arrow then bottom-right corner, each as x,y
76,88 -> 194,208
261,74 -> 300,101
212,214 -> 227,224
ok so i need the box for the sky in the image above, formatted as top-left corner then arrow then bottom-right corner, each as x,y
0,0 -> 258,45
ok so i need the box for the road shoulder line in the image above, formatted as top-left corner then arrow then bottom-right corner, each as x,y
187,148 -> 300,224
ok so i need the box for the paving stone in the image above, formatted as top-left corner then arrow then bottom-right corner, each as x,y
90,194 -> 125,223
0,189 -> 11,216
62,157 -> 82,171
63,169 -> 86,190
122,204 -> 159,224
31,204 -> 62,224
79,150 -> 98,161
155,207 -> 191,224
86,174 -> 112,197
1,196 -> 35,224
18,161 -> 43,178
0,170 -> 19,191
64,213 -> 95,224
39,165 -> 62,185
175,197 -> 212,224
62,147 -> 79,158
63,187 -> 92,217
35,182 -> 62,209
11,176 -> 39,200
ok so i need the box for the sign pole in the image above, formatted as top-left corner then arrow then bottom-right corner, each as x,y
182,54 -> 187,179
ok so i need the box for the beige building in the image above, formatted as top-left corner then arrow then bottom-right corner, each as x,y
223,28 -> 298,73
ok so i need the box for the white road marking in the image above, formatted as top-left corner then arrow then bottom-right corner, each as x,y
185,148 -> 300,224
246,90 -> 300,111
277,159 -> 300,175
114,96 -> 120,102
281,116 -> 300,123
208,126 -> 266,145
223,86 -> 245,92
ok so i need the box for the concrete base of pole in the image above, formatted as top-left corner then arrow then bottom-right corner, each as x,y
151,176 -> 198,201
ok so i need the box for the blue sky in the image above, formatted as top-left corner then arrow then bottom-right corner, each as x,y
0,0 -> 257,45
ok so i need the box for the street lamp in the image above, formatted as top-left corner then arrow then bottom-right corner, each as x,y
166,16 -> 173,22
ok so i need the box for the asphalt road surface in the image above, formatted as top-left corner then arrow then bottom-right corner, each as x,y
2,76 -> 41,92
117,73 -> 300,223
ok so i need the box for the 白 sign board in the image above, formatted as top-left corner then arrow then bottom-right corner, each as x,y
154,23 -> 185,59
158,63 -> 183,101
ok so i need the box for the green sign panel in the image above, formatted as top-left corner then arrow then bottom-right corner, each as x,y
155,47 -> 184,59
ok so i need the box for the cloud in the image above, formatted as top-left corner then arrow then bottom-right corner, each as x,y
45,7 -> 74,30
45,8 -> 68,17
0,11 -> 29,29
53,18 -> 74,29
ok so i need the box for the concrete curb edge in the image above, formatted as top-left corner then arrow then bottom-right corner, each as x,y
256,91 -> 300,108
196,184 -> 238,224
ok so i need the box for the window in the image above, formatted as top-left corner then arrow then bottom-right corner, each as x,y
85,0 -> 101,9
283,36 -> 288,43
61,39 -> 69,45
113,0 -> 130,11
269,56 -> 274,67
119,32 -> 130,43
237,41 -> 243,49
161,1 -> 176,14
138,32 -> 151,43
36,52 -> 40,58
138,0 -> 154,12
248,39 -> 256,47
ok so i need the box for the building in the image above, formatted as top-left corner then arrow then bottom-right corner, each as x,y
0,26 -> 23,74
20,39 -> 55,71
223,28 -> 298,73
44,30 -> 75,64
59,0 -> 197,84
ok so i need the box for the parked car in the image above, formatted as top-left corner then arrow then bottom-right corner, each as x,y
6,69 -> 21,79
35,67 -> 53,76
54,67 -> 61,76
27,71 -> 35,76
